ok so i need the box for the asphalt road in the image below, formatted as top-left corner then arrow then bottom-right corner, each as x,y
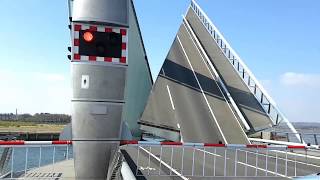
141,19 -> 250,144
121,145 -> 319,180
185,8 -> 273,132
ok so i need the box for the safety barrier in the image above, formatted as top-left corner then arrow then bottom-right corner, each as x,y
121,141 -> 319,178
189,0 -> 302,143
1,140 -> 319,178
270,131 -> 320,145
0,141 -> 73,179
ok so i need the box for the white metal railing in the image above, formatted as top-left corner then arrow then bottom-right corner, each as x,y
189,0 -> 302,142
2,140 -> 318,179
0,141 -> 73,179
263,131 -> 320,145
121,141 -> 319,178
249,138 -> 320,150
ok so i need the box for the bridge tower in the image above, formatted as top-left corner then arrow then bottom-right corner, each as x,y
69,0 -> 129,179
68,0 -> 153,178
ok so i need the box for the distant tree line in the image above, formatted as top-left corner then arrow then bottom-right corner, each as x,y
0,113 -> 71,124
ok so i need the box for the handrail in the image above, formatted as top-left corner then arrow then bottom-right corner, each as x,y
189,0 -> 302,143
249,138 -> 319,150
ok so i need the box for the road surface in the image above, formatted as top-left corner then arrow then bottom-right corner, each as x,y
121,145 -> 319,179
140,19 -> 249,144
185,8 -> 273,132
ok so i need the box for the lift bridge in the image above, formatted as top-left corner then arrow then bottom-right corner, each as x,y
0,0 -> 319,179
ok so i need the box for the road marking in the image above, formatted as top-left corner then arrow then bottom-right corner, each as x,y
166,85 -> 175,110
139,147 -> 189,180
176,35 -> 228,144
196,148 -> 223,158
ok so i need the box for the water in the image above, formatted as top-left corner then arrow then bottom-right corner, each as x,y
1,145 -> 73,175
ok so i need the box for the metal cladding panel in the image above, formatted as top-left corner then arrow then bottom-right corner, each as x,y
121,0 -> 153,138
72,102 -> 123,139
72,0 -> 128,26
73,142 -> 118,179
72,63 -> 126,101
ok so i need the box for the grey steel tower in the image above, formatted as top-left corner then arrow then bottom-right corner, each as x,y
70,0 -> 129,179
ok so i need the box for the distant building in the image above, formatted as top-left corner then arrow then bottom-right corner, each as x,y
0,112 -> 71,124
0,113 -> 16,120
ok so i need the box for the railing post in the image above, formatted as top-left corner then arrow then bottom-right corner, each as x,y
234,149 -> 237,176
148,146 -> 151,176
170,146 -> 173,176
213,148 -> 216,176
192,147 -> 195,176
224,149 -> 227,177
265,150 -> 268,176
237,62 -> 240,71
159,146 -> 162,175
285,150 -> 288,176
66,145 -> 69,160
275,151 -> 278,176
314,134 -> 318,145
294,154 -> 297,177
255,149 -> 258,176
202,147 -> 206,176
136,146 -> 140,176
245,151 -> 248,177
299,133 -> 303,144
276,114 -> 279,125
52,146 -> 56,176
25,147 -> 28,177
39,146 -> 42,168
10,148 -> 14,179
181,146 -> 184,175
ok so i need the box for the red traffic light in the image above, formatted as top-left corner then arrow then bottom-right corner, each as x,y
83,31 -> 94,42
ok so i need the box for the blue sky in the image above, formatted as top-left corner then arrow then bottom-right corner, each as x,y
0,0 -> 319,122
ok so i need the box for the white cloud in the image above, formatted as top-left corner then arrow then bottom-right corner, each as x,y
261,72 -> 320,122
280,72 -> 320,88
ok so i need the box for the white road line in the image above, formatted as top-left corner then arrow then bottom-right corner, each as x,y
196,148 -> 223,158
166,85 -> 175,110
176,35 -> 228,144
177,123 -> 181,129
139,147 -> 189,180
182,17 -> 251,132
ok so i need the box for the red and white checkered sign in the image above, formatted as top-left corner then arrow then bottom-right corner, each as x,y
72,23 -> 127,64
